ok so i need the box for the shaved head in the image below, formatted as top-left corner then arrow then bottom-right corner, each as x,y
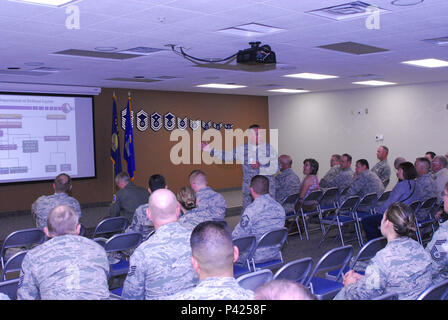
148,189 -> 179,223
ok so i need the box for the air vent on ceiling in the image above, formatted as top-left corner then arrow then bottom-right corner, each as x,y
348,73 -> 383,80
53,49 -> 143,60
0,70 -> 53,76
318,41 -> 389,55
31,67 -> 69,73
119,47 -> 166,55
307,1 -> 388,21
217,22 -> 284,37
106,77 -> 162,83
155,76 -> 178,80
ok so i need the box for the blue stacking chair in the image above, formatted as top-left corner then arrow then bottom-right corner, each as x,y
251,228 -> 288,271
414,197 -> 438,245
374,190 -> 391,214
296,189 -> 324,240
280,193 -> 301,237
0,228 -> 45,269
92,217 -> 129,245
273,257 -> 314,285
319,196 -> 360,248
1,250 -> 28,281
0,278 -> 20,300
236,269 -> 273,292
325,236 -> 387,281
353,193 -> 380,246
319,187 -> 339,214
104,232 -> 143,278
417,279 -> 448,300
304,245 -> 354,300
233,236 -> 256,277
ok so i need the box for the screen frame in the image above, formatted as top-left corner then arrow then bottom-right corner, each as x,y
0,91 -> 97,186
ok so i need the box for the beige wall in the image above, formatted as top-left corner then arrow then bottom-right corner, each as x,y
0,88 -> 268,213
269,81 -> 448,190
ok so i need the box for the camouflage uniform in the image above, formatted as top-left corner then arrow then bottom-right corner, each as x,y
126,203 -> 154,240
32,193 -> 82,230
326,168 -> 354,192
319,165 -> 341,188
334,237 -> 433,300
416,173 -> 438,201
341,170 -> 384,203
434,168 -> 448,203
275,168 -> 301,202
212,142 -> 278,210
371,160 -> 391,188
121,222 -> 198,300
110,182 -> 150,223
17,235 -> 110,300
195,187 -> 227,220
232,194 -> 285,263
178,208 -> 214,231
170,277 -> 254,300
425,219 -> 448,284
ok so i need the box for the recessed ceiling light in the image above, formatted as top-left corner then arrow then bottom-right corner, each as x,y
284,72 -> 339,80
401,58 -> 448,68
8,0 -> 80,7
391,0 -> 423,6
352,80 -> 396,86
268,89 -> 310,93
94,47 -> 118,52
196,83 -> 246,89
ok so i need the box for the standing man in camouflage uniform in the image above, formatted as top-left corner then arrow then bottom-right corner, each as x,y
371,146 -> 392,188
324,153 -> 354,192
202,124 -> 278,210
189,170 -> 226,220
319,154 -> 342,188
31,173 -> 82,230
415,157 -> 438,201
232,175 -> 285,264
17,205 -> 110,300
110,172 -> 149,223
426,181 -> 448,284
121,189 -> 198,300
126,174 -> 167,239
170,221 -> 254,300
275,155 -> 301,204
432,155 -> 448,203
341,159 -> 384,203
334,202 -> 433,300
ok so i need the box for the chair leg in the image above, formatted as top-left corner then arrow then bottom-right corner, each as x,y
302,214 -> 309,240
336,219 -> 345,246
295,217 -> 303,240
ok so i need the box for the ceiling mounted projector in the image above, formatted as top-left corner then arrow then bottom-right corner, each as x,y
237,42 -> 276,65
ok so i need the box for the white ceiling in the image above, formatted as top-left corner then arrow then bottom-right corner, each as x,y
0,0 -> 447,96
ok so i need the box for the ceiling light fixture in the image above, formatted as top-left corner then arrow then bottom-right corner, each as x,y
94,47 -> 118,52
268,89 -> 310,93
196,83 -> 246,89
401,58 -> 448,68
284,72 -> 339,80
8,0 -> 80,7
391,0 -> 423,6
352,80 -> 396,86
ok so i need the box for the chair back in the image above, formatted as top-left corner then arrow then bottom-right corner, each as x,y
417,279 -> 448,300
92,217 -> 129,238
0,228 -> 45,268
1,250 -> 28,281
372,292 -> 398,300
356,193 -> 378,212
376,190 -> 391,203
338,196 -> 359,211
233,236 -> 257,265
281,193 -> 300,216
319,188 -> 339,209
256,228 -> 288,251
351,237 -> 387,269
236,269 -> 273,291
104,232 -> 143,253
303,189 -> 323,203
273,257 -> 314,284
79,224 -> 86,237
420,197 -> 437,210
305,245 -> 353,286
0,278 -> 19,300
409,201 -> 422,213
